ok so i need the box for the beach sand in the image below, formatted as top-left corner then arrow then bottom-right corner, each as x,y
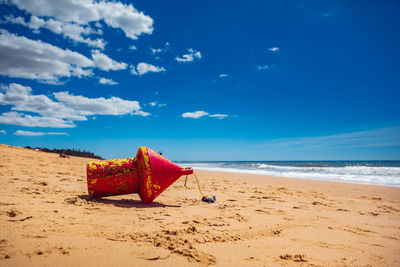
0,144 -> 399,266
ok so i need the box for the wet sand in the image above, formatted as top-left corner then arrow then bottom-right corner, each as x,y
0,144 -> 399,266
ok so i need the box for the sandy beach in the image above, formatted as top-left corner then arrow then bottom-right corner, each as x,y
0,144 -> 399,266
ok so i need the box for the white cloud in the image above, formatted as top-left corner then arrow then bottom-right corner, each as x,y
182,111 -> 209,119
151,48 -> 162,54
14,130 -> 69,136
209,114 -> 228,119
182,111 -> 228,119
91,50 -> 127,71
99,77 -> 118,85
149,101 -> 167,107
0,83 -> 87,121
0,30 -> 94,84
129,45 -> 137,50
257,65 -> 269,70
130,65 -> 138,75
2,14 -> 26,25
6,0 -> 154,40
4,15 -> 106,49
0,129 -> 6,134
14,130 -> 45,136
151,42 -> 170,54
219,74 -> 229,78
175,48 -> 201,63
26,15 -> 45,30
268,47 -> 279,52
0,83 -> 150,128
47,132 -> 69,135
0,112 -> 76,128
53,92 -> 150,117
131,63 -> 166,75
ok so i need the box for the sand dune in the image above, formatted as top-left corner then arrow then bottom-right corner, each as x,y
0,144 -> 399,266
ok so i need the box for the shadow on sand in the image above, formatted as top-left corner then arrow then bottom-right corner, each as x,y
77,194 -> 181,209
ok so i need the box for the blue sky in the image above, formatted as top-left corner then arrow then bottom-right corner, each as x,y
0,0 -> 399,160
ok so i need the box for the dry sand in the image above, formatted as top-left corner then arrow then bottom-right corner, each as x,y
0,144 -> 399,266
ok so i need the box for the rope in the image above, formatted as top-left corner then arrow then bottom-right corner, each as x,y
193,172 -> 206,198
184,171 -> 216,203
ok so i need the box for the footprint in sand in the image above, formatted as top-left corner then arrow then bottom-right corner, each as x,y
140,248 -> 170,260
6,209 -> 21,217
378,205 -> 399,213
64,197 -> 78,204
8,216 -> 33,222
6,209 -> 33,222
34,181 -> 48,186
272,229 -> 282,235
337,208 -> 350,212
64,197 -> 86,206
255,209 -> 270,214
279,254 -> 308,262
57,247 -> 70,255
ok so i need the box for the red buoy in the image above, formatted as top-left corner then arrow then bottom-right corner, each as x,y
86,147 -> 193,203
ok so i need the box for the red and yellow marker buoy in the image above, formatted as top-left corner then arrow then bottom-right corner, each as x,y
86,147 -> 193,203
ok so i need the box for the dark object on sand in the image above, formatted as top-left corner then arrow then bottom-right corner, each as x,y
202,196 -> 216,203
59,151 -> 69,158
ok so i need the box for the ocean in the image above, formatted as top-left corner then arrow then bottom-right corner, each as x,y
177,161 -> 400,187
